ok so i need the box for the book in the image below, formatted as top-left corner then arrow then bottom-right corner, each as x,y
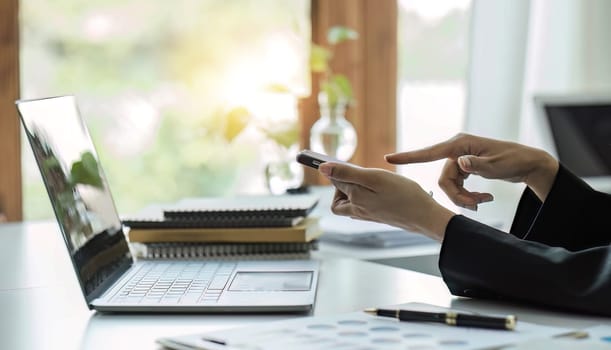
133,241 -> 318,259
122,194 -> 319,229
126,217 -> 322,244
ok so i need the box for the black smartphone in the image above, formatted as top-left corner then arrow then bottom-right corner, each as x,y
296,150 -> 343,169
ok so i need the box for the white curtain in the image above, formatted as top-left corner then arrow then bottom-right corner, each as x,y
463,0 -> 611,227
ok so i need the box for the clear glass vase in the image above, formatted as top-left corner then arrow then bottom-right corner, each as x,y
309,92 -> 357,161
264,146 -> 304,195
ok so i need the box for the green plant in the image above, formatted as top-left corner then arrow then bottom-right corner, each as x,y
310,26 -> 359,110
217,105 -> 299,150
259,120 -> 300,150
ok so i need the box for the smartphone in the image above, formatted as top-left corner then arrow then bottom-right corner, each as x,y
296,150 -> 343,169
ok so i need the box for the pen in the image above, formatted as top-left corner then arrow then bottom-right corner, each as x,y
363,308 -> 517,331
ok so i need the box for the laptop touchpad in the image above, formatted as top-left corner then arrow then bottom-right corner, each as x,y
228,272 -> 313,291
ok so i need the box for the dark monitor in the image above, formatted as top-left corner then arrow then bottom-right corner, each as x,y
535,94 -> 611,179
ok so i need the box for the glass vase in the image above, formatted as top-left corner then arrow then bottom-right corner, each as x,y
309,92 -> 357,161
264,146 -> 304,195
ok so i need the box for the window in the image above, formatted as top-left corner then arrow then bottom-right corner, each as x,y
397,0 -> 472,210
20,0 -> 310,219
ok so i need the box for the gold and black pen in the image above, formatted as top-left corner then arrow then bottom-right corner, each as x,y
364,308 -> 517,331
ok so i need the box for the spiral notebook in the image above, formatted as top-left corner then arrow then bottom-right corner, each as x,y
134,241 -> 319,259
123,194 -> 319,229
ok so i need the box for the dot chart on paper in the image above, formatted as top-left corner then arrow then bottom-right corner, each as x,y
239,319 -> 477,350
191,308 -> 569,350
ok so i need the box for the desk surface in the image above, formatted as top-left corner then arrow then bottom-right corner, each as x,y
1,221 -> 609,350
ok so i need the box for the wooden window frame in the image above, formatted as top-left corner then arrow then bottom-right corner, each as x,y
0,0 -> 21,222
0,0 -> 396,221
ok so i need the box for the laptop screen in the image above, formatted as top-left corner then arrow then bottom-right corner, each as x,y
544,103 -> 611,177
17,96 -> 132,302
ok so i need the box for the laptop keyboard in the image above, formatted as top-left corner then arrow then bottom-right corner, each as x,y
111,261 -> 236,305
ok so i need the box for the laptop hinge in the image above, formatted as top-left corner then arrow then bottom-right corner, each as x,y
85,258 -> 133,307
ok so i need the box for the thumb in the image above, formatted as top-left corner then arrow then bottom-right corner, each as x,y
319,162 -> 374,188
457,155 -> 491,175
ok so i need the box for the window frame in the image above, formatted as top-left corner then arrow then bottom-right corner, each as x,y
0,0 -> 22,222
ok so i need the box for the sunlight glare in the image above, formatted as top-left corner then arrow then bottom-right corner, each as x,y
219,33 -> 303,124
83,13 -> 114,41
399,0 -> 470,22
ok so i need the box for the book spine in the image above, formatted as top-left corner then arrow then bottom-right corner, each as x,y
137,241 -> 318,259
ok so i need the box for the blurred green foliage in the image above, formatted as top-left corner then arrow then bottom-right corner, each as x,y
310,25 -> 358,109
259,121 -> 300,150
20,0 -> 309,219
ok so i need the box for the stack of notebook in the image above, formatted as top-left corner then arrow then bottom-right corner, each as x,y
122,194 -> 321,259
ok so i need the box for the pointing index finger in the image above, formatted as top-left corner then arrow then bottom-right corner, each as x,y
385,140 -> 459,164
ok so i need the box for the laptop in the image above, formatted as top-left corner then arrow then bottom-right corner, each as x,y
16,95 -> 319,312
534,93 -> 611,193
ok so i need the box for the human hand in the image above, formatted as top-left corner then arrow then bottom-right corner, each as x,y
318,162 -> 455,241
385,133 -> 559,209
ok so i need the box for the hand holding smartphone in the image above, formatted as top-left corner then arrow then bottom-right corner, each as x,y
296,150 -> 345,169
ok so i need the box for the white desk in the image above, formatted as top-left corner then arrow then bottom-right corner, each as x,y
1,221 -> 609,350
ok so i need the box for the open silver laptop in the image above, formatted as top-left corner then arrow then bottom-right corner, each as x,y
16,95 -> 319,312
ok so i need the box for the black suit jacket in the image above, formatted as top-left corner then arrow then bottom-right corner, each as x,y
439,164 -> 611,316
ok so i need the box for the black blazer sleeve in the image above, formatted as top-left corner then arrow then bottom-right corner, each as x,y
438,164 -> 611,316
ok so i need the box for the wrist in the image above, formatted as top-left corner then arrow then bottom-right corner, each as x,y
525,151 -> 559,201
416,205 -> 455,242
